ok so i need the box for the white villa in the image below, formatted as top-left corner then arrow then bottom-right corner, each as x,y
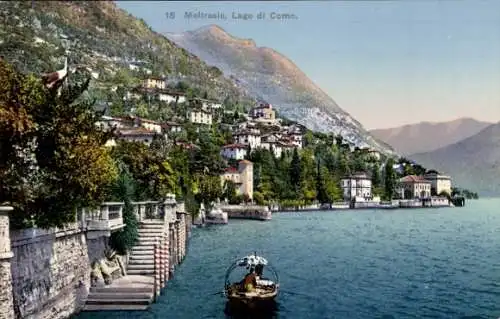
397,175 -> 432,199
341,172 -> 372,201
423,171 -> 452,196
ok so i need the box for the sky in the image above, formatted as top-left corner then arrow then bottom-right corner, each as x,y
117,1 -> 500,130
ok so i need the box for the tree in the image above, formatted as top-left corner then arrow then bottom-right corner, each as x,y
0,60 -> 118,228
222,180 -> 237,202
383,158 -> 397,200
111,140 -> 176,200
108,166 -> 139,255
194,174 -> 222,212
289,148 -> 301,194
316,162 -> 329,204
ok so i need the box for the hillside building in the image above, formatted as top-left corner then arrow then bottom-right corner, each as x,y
220,160 -> 254,200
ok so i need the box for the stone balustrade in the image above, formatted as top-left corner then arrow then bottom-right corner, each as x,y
79,202 -> 125,239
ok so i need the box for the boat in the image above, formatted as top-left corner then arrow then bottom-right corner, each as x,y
224,253 -> 279,309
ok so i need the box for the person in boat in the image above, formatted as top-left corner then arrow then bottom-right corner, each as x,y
255,263 -> 264,279
241,267 -> 257,292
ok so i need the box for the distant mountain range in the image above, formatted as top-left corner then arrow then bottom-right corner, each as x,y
166,25 -> 394,154
409,121 -> 500,196
369,118 -> 492,155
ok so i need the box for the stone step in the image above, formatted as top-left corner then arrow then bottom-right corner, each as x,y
137,232 -> 164,237
126,269 -> 155,276
128,259 -> 154,265
130,249 -> 154,255
132,244 -> 154,250
90,286 -> 153,294
136,240 -> 159,245
86,298 -> 152,305
83,304 -> 149,311
129,255 -> 154,261
139,226 -> 164,230
88,292 -> 153,300
127,264 -> 155,270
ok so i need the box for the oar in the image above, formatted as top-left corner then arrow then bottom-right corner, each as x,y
211,291 -> 225,296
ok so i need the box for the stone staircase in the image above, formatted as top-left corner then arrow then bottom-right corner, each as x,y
82,221 -> 166,312
127,221 -> 165,276
82,275 -> 155,311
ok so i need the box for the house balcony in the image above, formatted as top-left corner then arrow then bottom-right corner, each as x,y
80,202 -> 125,239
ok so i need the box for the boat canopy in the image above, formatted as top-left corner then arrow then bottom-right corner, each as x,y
224,254 -> 279,288
237,255 -> 268,267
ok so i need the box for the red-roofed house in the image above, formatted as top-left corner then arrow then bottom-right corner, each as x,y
397,175 -> 431,199
221,144 -> 248,160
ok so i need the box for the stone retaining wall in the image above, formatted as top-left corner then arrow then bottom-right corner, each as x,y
10,225 -> 91,319
0,201 -> 191,319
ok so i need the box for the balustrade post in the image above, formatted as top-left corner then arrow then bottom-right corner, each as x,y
101,204 -> 109,221
164,232 -> 169,282
153,240 -> 160,301
159,237 -> 165,289
0,206 -> 15,319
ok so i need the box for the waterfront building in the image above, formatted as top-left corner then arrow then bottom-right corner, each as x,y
341,172 -> 372,201
424,170 -> 452,196
397,175 -> 431,199
220,160 -> 254,200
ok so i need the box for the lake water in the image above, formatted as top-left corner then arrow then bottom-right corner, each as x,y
77,198 -> 500,319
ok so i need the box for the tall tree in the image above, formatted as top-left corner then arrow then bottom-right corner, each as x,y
383,158 -> 397,200
289,148 -> 301,194
315,161 -> 329,204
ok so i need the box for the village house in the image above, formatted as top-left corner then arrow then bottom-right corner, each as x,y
95,116 -> 127,130
138,118 -> 162,133
287,131 -> 303,149
220,160 -> 254,200
116,127 -> 159,146
188,109 -> 213,125
341,172 -> 372,201
233,129 -> 262,149
162,121 -> 183,134
220,144 -> 248,160
157,90 -> 186,104
143,77 -> 166,90
397,175 -> 431,199
190,97 -> 223,110
424,170 -> 452,196
250,103 -> 276,124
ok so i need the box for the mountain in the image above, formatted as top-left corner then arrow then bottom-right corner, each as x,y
0,1 -> 256,107
409,122 -> 500,196
369,118 -> 492,155
165,25 -> 394,154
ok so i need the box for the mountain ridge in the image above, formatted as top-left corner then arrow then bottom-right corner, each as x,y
370,117 -> 492,155
166,24 -> 393,154
409,121 -> 500,196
